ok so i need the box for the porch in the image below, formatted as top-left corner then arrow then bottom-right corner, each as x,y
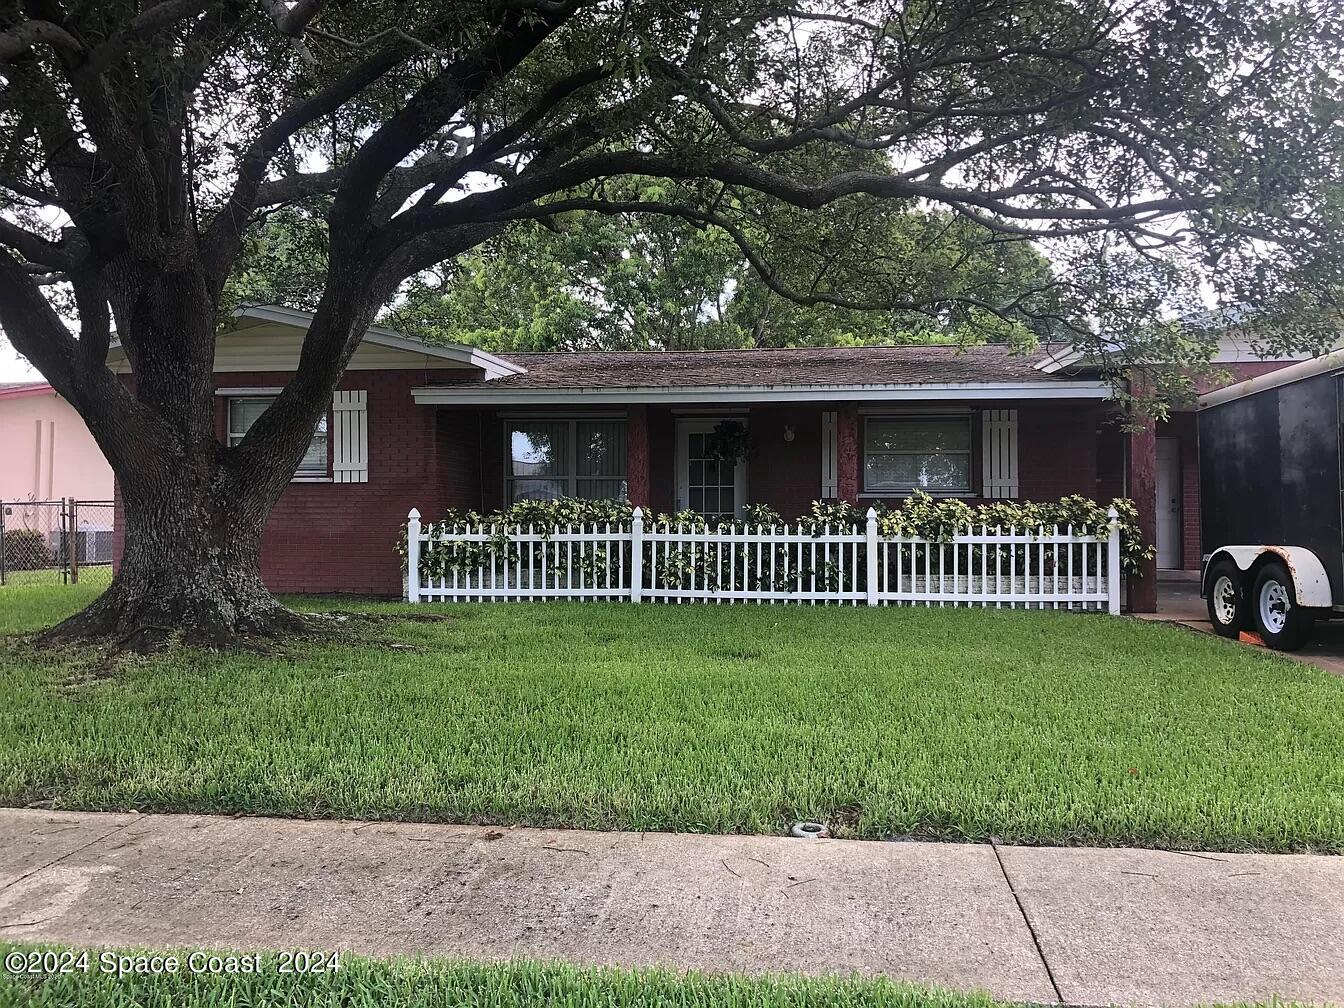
433,400 -> 1136,514
420,395 -> 1162,610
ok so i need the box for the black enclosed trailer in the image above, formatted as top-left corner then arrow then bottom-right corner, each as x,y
1198,350 -> 1344,649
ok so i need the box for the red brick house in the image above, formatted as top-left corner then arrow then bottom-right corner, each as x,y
108,306 -> 1307,609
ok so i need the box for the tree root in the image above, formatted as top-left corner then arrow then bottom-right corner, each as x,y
36,577 -> 329,655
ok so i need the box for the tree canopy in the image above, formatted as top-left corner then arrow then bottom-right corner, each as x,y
4,0 -> 1342,395
234,199 -> 1067,352
0,0 -> 1341,644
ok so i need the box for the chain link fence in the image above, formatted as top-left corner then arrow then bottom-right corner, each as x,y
0,499 -> 115,588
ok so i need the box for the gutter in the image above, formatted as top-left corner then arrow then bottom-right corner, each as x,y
411,380 -> 1113,406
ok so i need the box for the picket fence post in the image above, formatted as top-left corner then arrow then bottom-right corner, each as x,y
865,507 -> 879,606
406,508 -> 422,604
1106,506 -> 1121,615
630,507 -> 644,603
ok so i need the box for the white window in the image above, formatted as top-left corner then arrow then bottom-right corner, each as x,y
507,419 -> 627,502
863,415 -> 973,494
228,397 -> 329,479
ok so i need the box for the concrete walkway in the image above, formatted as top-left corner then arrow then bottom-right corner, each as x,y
2,810 -> 1342,1007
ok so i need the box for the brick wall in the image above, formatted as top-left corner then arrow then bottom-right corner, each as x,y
248,370 -> 482,595
114,369 -> 481,597
732,404 -> 821,517
648,408 -> 676,512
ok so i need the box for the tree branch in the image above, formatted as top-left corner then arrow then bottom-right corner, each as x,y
270,0 -> 327,36
0,19 -> 83,62
0,218 -> 73,269
200,34 -> 419,280
394,150 -> 1215,246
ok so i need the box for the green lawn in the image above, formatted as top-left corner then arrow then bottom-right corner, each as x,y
2,587 -> 1343,851
0,945 -> 1003,1008
0,567 -> 113,589
0,568 -> 66,588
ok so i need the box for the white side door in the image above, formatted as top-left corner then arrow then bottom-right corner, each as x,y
676,419 -> 747,520
1155,436 -> 1180,569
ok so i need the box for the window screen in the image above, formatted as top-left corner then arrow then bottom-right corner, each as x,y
228,397 -> 328,478
863,416 -> 972,493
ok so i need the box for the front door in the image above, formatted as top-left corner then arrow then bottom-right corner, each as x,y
1156,436 -> 1181,569
676,419 -> 747,520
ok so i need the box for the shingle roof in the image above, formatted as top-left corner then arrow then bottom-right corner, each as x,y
464,345 -> 1054,389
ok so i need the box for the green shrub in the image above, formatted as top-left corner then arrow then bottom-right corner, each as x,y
399,492 -> 1151,587
2,528 -> 54,571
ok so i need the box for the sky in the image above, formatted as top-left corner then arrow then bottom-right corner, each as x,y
0,334 -> 39,384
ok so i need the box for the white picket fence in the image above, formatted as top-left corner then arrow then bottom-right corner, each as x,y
405,507 -> 1122,613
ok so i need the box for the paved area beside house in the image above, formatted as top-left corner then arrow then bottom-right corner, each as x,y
1141,581 -> 1344,676
3,810 -> 1343,1007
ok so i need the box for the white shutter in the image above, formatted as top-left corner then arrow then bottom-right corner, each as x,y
332,390 -> 368,483
981,409 -> 1018,498
820,410 -> 839,498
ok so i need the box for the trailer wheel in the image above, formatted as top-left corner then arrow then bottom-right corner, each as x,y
1252,561 -> 1314,651
1205,560 -> 1245,638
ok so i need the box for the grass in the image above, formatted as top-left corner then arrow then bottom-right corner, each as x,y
0,566 -> 113,589
0,568 -> 67,589
0,944 -> 1007,1008
2,587 -> 1344,850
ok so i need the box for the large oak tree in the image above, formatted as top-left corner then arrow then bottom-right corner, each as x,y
0,0 -> 1340,647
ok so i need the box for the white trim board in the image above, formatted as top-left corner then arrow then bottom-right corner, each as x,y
1035,335 -> 1323,374
412,381 -> 1112,406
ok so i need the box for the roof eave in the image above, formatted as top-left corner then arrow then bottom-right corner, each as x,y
411,381 -> 1113,406
0,382 -> 55,401
229,305 -> 527,378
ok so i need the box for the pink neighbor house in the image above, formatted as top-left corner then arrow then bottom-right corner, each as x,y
0,382 -> 113,502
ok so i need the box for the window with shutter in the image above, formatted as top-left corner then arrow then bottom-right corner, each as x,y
228,397 -> 329,480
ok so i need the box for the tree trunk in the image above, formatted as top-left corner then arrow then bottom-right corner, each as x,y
42,464 -> 307,651
34,268 -> 329,652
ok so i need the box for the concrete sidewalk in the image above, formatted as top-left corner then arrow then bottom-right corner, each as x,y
1,810 -> 1341,1007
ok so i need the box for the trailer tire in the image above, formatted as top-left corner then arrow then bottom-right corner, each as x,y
1251,561 -> 1314,651
1205,560 -> 1246,638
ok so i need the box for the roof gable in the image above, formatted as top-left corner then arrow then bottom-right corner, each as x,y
105,305 -> 524,378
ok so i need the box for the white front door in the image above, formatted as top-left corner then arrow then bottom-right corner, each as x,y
676,419 -> 747,520
1156,437 -> 1180,569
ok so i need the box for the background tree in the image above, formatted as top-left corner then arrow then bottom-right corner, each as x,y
0,0 -> 1340,647
372,201 -> 1065,351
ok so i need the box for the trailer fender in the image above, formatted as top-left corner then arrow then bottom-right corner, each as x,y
1204,546 -> 1334,608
